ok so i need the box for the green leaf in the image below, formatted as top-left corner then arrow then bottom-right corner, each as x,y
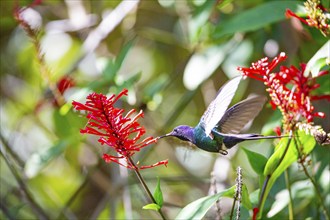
53,109 -> 85,139
217,0 -> 234,10
264,130 -> 316,177
241,184 -> 252,209
8,203 -> 26,219
297,130 -> 316,155
144,74 -> 168,99
103,41 -> 134,80
263,138 -> 291,176
142,203 -> 160,211
189,0 -> 215,44
266,189 -> 290,218
268,180 -> 314,218
213,1 -> 303,39
88,41 -> 135,90
114,41 -> 134,73
242,148 -> 268,175
249,189 -> 260,206
258,131 -> 316,218
304,41 -> 330,77
118,71 -> 142,88
175,186 -> 235,220
315,72 -> 330,95
153,177 -> 163,207
24,141 -> 68,178
102,59 -> 116,80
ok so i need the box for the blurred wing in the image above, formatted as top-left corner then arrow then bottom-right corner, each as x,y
216,96 -> 267,134
200,76 -> 241,136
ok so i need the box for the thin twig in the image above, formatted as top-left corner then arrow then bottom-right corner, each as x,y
230,167 -> 243,220
299,163 -> 330,220
284,170 -> 294,220
229,196 -> 236,220
210,172 -> 222,220
257,174 -> 270,212
0,132 -> 24,166
119,163 -> 133,219
235,167 -> 242,220
0,141 -> 49,220
15,7 -> 65,106
293,135 -> 330,220
128,157 -> 167,220
82,0 -> 140,54
56,178 -> 88,220
0,202 -> 15,220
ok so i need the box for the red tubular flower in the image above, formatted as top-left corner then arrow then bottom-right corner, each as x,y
52,76 -> 75,106
72,89 -> 168,170
285,0 -> 330,37
57,76 -> 75,94
252,207 -> 259,220
238,52 -> 329,131
285,9 -> 309,25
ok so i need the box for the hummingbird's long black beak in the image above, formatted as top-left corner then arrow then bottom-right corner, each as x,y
158,133 -> 172,139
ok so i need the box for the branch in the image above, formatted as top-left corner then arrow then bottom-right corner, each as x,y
0,137 -> 49,220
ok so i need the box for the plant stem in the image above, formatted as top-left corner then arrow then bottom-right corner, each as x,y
229,197 -> 236,220
257,174 -> 270,216
128,157 -> 167,220
0,132 -> 24,166
300,163 -> 330,220
235,167 -> 242,220
284,170 -> 294,220
0,202 -> 15,220
293,137 -> 330,220
230,167 -> 243,220
0,141 -> 49,220
15,9 -> 65,106
211,172 -> 222,220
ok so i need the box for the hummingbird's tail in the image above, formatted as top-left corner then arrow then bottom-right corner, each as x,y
236,134 -> 289,140
222,133 -> 289,149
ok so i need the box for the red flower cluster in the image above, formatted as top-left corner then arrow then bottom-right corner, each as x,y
57,76 -> 75,94
238,52 -> 329,131
72,89 -> 168,170
286,0 -> 329,36
52,76 -> 75,106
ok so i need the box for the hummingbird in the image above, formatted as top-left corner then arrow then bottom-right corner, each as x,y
160,76 -> 284,155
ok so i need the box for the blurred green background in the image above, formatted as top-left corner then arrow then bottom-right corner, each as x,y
1,0 -> 329,219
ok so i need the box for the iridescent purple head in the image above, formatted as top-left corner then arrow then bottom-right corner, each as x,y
161,125 -> 194,142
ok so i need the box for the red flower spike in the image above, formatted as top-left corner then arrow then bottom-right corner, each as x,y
57,76 -> 75,94
252,207 -> 259,220
238,52 -> 329,131
73,89 -> 167,170
52,76 -> 75,106
285,0 -> 330,37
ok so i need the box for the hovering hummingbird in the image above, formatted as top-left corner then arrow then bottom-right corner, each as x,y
160,76 -> 284,155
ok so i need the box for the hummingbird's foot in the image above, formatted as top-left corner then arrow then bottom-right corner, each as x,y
219,149 -> 228,155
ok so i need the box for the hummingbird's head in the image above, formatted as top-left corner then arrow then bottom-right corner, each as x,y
161,125 -> 194,142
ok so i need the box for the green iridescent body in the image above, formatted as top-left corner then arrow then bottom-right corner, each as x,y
193,124 -> 224,153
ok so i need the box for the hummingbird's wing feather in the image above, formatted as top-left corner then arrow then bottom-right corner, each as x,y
216,96 -> 267,134
200,76 -> 241,136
